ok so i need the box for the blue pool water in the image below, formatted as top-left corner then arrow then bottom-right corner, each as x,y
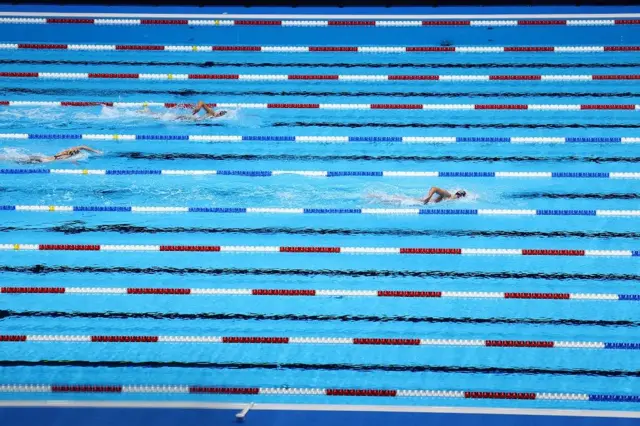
0,15 -> 639,412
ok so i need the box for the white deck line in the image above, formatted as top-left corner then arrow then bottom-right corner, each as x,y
2,11 -> 640,19
0,400 -> 638,418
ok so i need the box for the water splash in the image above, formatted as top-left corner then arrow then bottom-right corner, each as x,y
0,147 -> 39,163
0,104 -> 256,130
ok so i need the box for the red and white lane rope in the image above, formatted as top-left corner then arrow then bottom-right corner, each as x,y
0,384 -> 635,402
1,72 -> 639,81
2,43 -> 639,53
2,287 -> 630,301
0,244 -> 637,257
3,100 -> 639,111
0,333 -> 632,349
2,17 -> 640,27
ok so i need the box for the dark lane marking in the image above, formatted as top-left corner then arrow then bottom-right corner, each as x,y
3,59 -> 639,69
273,122 -> 640,129
118,152 -> 640,163
3,223 -> 637,239
0,266 -> 635,281
510,192 -> 640,200
3,87 -> 639,98
0,360 -> 636,377
1,310 -> 636,327
0,187 -> 144,196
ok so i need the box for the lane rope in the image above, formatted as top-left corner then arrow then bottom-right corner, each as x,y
0,169 -> 638,178
2,286 -> 636,301
2,205 -> 640,216
2,43 -> 640,53
2,101 -> 640,111
1,133 -> 638,144
0,333 -> 637,349
0,244 -> 638,256
0,384 -> 637,401
2,17 -> 640,27
2,71 -> 640,81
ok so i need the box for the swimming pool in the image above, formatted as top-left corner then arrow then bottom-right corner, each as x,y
0,11 -> 639,414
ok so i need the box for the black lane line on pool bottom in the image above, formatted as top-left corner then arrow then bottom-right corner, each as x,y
0,360 -> 637,377
3,224 -> 638,240
116,153 -> 640,163
1,310 -> 638,328
4,87 -> 639,98
510,192 -> 640,200
0,266 -> 636,282
3,59 -> 639,69
0,188 -> 129,197
190,122 -> 640,129
270,122 -> 640,129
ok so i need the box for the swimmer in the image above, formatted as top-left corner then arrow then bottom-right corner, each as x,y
367,187 -> 466,205
19,146 -> 102,164
423,186 -> 466,204
141,100 -> 227,121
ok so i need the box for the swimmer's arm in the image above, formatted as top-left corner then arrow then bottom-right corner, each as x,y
193,100 -> 216,116
55,146 -> 101,158
423,186 -> 451,204
77,146 -> 102,155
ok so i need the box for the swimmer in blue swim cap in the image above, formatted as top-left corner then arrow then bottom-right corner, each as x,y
423,186 -> 466,204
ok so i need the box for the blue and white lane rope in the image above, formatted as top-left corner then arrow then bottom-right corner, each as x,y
2,205 -> 640,216
1,169 -> 639,178
1,133 -> 640,144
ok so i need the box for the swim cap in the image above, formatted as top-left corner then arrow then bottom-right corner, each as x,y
455,190 -> 467,198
